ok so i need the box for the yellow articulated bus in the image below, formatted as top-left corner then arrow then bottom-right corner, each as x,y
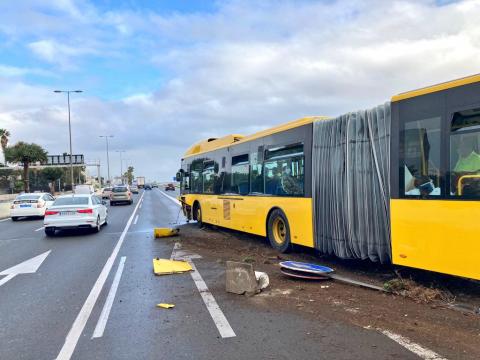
177,74 -> 480,281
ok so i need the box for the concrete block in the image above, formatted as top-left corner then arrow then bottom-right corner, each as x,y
226,261 -> 259,295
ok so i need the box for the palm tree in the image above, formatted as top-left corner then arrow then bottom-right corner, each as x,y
4,142 -> 48,192
42,167 -> 64,193
0,128 -> 10,164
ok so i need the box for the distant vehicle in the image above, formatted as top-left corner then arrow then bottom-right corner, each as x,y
164,183 -> 175,191
10,193 -> 55,220
136,177 -> 145,188
130,185 -> 139,194
74,185 -> 95,194
152,184 -> 158,188
110,185 -> 133,205
101,187 -> 113,199
43,194 -> 108,236
144,184 -> 152,190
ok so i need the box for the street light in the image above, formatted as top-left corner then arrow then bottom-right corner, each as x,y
116,150 -> 126,184
54,89 -> 83,191
99,135 -> 114,185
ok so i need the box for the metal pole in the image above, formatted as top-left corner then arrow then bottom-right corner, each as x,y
67,91 -> 74,190
106,137 -> 111,184
120,152 -> 123,184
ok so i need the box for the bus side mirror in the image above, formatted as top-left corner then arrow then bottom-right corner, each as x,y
175,172 -> 182,182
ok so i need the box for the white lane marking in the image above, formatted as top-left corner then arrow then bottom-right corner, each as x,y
133,215 -> 139,225
0,250 -> 51,287
92,256 -> 126,339
159,191 -> 181,206
35,226 -> 44,232
171,242 -> 235,339
56,191 -> 144,360
139,203 -> 142,209
379,329 -> 447,360
0,218 -> 10,222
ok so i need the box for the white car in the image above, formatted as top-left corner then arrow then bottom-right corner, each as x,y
10,193 -> 55,221
43,194 -> 108,236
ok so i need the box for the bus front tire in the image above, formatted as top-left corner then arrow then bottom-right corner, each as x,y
267,209 -> 292,253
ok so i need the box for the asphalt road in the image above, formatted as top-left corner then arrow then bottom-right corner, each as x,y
0,189 -> 419,360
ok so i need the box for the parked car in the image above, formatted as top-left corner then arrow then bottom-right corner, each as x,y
164,183 -> 175,191
74,184 -> 95,194
110,185 -> 133,205
130,185 -> 139,194
101,187 -> 113,199
43,194 -> 108,236
10,193 -> 55,220
144,184 -> 152,190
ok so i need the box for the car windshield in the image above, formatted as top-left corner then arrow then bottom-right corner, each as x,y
54,197 -> 89,206
113,187 -> 128,192
16,194 -> 41,201
103,187 -> 112,191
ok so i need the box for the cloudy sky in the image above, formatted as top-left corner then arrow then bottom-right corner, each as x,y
0,0 -> 479,181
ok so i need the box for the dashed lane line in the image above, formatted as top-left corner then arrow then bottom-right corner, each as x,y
55,191 -> 145,360
92,256 -> 127,339
133,215 -> 139,225
0,218 -> 10,222
379,329 -> 447,360
34,226 -> 44,232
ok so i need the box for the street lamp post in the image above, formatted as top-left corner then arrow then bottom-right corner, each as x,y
99,135 -> 113,185
54,89 -> 83,191
116,150 -> 126,184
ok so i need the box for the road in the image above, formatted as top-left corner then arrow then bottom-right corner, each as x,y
0,189 -> 421,360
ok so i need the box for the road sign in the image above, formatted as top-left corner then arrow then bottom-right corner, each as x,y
279,261 -> 334,275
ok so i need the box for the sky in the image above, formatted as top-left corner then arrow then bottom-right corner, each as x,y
0,0 -> 479,182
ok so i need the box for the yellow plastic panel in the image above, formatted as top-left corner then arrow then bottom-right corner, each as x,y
182,194 -> 314,248
153,259 -> 193,275
391,199 -> 480,280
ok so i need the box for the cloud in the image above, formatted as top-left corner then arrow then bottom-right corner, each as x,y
1,0 -> 480,181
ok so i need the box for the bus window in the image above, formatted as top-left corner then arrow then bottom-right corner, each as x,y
202,161 -> 215,194
450,107 -> 480,197
403,117 -> 441,198
231,154 -> 249,195
190,160 -> 203,193
264,144 -> 304,196
250,150 -> 263,194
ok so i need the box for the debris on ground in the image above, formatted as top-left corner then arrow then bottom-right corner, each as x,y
154,227 -> 180,238
156,303 -> 175,309
226,261 -> 269,295
153,258 -> 192,275
255,271 -> 269,290
383,278 -> 453,304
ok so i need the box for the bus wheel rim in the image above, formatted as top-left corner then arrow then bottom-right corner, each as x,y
272,217 -> 286,245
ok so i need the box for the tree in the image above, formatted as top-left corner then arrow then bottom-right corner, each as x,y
42,167 -> 64,193
124,166 -> 134,185
0,128 -> 10,164
4,142 -> 48,192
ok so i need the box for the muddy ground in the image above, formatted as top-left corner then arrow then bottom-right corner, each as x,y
166,223 -> 480,360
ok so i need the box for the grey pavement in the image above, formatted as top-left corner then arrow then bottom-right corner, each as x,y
0,189 -> 418,360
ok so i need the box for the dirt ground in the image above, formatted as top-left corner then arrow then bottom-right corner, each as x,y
166,223 -> 480,360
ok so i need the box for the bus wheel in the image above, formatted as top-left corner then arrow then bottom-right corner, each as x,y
267,209 -> 291,253
194,203 -> 203,228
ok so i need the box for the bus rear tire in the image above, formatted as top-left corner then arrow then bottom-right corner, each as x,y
267,209 -> 292,253
194,203 -> 203,228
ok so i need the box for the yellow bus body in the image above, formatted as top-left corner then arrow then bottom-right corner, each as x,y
182,194 -> 314,248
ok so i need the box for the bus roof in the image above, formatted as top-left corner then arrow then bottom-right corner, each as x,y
391,73 -> 480,102
183,116 -> 329,158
